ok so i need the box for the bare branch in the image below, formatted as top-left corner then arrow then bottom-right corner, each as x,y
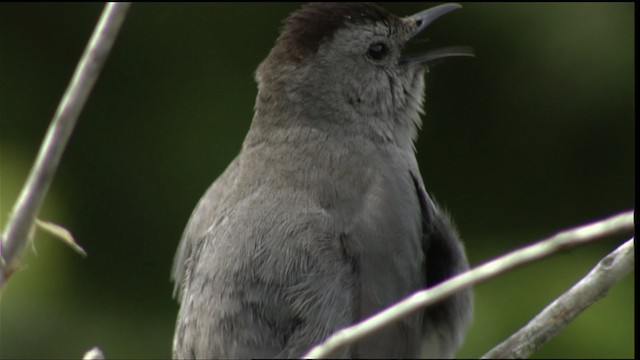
0,3 -> 131,286
482,238 -> 635,359
302,210 -> 634,359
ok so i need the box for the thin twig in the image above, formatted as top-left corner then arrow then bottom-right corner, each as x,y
0,3 -> 131,286
482,237 -> 635,359
302,210 -> 634,359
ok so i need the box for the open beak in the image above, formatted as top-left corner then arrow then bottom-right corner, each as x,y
402,3 -> 474,65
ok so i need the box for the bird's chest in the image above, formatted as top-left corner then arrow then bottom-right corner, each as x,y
322,158 -> 426,355
319,153 -> 425,302
255,136 -> 426,296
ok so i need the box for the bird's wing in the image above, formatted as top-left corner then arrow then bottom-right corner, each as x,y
410,171 -> 473,357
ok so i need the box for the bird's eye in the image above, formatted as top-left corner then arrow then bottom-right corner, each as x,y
368,42 -> 389,61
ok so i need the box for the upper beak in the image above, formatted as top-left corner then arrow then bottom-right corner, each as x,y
402,3 -> 474,64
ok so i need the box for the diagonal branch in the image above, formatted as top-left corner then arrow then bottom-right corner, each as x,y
302,210 -> 634,359
0,3 -> 131,286
482,237 -> 635,359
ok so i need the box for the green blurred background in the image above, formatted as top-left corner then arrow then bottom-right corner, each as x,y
0,3 -> 634,359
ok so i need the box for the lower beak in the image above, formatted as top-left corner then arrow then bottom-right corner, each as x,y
402,3 -> 474,65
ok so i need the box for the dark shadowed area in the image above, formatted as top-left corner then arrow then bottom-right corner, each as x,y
0,3 -> 634,359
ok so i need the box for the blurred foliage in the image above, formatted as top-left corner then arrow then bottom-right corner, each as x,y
0,3 -> 634,359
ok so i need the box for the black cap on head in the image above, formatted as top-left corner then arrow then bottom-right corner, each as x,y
269,2 -> 401,63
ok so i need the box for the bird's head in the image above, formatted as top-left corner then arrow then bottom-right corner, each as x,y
253,3 -> 472,145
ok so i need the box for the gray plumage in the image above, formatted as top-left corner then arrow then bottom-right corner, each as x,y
172,3 -> 473,358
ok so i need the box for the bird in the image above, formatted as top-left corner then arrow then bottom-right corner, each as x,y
171,3 -> 473,358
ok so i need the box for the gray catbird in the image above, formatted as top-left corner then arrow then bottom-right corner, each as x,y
172,3 -> 473,358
